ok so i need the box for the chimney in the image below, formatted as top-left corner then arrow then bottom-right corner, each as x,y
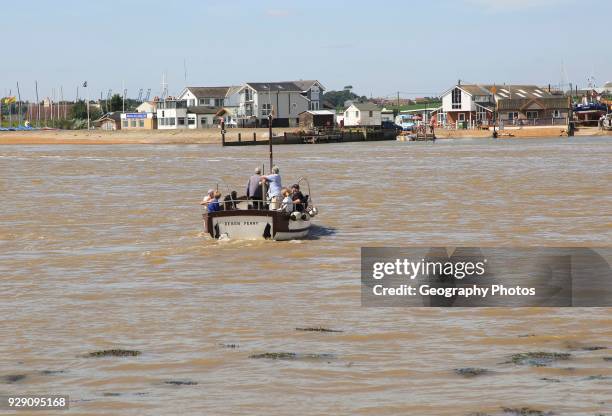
458,79 -> 461,86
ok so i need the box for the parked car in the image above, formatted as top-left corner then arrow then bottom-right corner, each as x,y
381,120 -> 402,132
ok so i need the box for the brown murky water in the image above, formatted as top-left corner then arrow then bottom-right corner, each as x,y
1,137 -> 611,416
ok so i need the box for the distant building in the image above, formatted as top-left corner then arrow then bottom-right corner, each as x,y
381,108 -> 395,122
95,112 -> 121,130
290,80 -> 326,110
438,83 -> 569,128
343,102 -> 381,127
156,99 -> 188,129
497,96 -> 571,125
187,106 -> 224,128
120,101 -> 158,130
178,86 -> 230,107
237,82 -> 309,127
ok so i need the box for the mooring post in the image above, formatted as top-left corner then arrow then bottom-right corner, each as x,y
221,130 -> 226,146
253,132 -> 256,142
238,132 -> 241,142
284,132 -> 287,143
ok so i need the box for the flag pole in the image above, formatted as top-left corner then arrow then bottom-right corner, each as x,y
85,81 -> 90,130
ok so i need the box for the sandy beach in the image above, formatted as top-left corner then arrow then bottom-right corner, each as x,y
0,128 -> 290,145
0,126 -> 609,145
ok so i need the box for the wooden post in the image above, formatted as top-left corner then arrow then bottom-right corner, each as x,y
253,132 -> 256,142
284,132 -> 287,143
221,129 -> 226,146
238,132 -> 241,142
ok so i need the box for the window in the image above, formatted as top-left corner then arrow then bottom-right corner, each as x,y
199,98 -> 206,105
201,117 -> 208,127
244,89 -> 252,101
122,120 -> 128,127
261,103 -> 272,116
355,111 -> 359,118
458,113 -> 465,122
508,112 -> 519,120
188,116 -> 196,125
139,119 -> 144,127
552,110 -> 561,118
526,111 -> 538,119
178,117 -> 185,126
452,88 -> 462,109
369,111 -> 373,117
168,117 -> 176,126
344,111 -> 348,118
214,98 -> 223,107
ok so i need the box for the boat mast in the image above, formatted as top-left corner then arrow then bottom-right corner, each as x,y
268,113 -> 273,172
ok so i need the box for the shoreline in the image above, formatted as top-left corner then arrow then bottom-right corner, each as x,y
1,126 -> 610,145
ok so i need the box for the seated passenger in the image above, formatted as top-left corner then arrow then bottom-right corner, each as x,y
208,191 -> 221,213
223,191 -> 238,210
291,184 -> 306,212
279,187 -> 294,213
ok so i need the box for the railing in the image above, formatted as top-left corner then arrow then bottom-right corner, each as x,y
498,118 -> 568,127
440,117 -> 568,129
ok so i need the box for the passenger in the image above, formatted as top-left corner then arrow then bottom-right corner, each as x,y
246,167 -> 263,209
208,191 -> 221,212
291,183 -> 306,212
279,187 -> 294,213
200,189 -> 215,207
261,165 -> 282,210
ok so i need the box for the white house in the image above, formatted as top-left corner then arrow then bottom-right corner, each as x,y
381,108 -> 395,122
156,100 -> 188,129
178,87 -> 229,107
343,102 -> 381,126
438,82 -> 561,127
237,82 -> 309,127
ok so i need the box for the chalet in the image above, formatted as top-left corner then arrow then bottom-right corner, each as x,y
237,82 -> 309,127
497,96 -> 571,126
343,102 -> 381,127
298,110 -> 335,130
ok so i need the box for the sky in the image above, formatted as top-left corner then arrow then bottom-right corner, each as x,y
1,0 -> 611,101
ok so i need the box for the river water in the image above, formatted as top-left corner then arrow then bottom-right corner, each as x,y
1,137 -> 611,415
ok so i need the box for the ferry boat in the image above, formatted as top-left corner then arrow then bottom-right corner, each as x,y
202,178 -> 318,241
202,114 -> 318,241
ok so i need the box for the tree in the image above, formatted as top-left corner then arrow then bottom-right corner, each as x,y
69,100 -> 101,121
109,94 -> 123,112
322,89 -> 367,109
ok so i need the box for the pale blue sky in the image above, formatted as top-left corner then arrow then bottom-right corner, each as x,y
2,0 -> 610,101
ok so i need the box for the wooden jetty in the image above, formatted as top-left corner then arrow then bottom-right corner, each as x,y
221,128 -> 397,146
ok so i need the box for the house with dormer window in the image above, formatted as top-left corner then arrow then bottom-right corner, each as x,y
237,82 -> 309,127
